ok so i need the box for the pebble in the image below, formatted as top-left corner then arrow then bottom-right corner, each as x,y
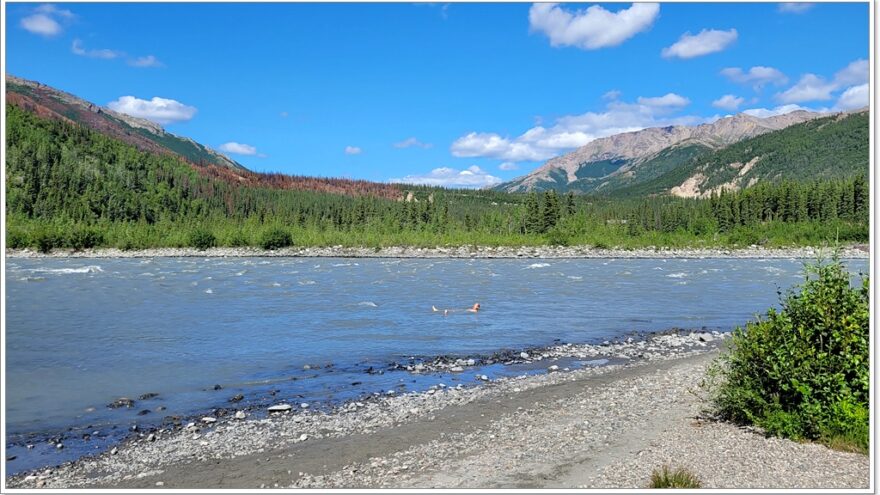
201,417 -> 217,424
10,245 -> 867,260
300,403 -> 310,409
268,404 -> 292,412
234,411 -> 247,420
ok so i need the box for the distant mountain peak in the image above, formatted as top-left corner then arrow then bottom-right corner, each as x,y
498,109 -> 827,193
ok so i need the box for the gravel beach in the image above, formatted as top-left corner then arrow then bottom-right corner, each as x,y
5,243 -> 869,259
5,332 -> 869,490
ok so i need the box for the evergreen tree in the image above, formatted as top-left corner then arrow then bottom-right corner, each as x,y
542,190 -> 560,232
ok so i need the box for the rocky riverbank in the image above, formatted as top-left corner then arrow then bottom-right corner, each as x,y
5,243 -> 869,259
4,329 -> 869,489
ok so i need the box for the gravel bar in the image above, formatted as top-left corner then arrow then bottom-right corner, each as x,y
5,332 -> 868,489
5,244 -> 868,259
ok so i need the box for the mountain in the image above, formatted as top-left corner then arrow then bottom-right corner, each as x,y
495,110 -> 826,194
5,75 -> 404,199
619,110 -> 869,199
6,75 -> 247,172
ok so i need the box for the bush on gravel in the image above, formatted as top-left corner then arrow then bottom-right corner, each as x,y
708,256 -> 869,453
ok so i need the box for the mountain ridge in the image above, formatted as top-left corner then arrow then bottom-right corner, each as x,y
496,109 -> 832,193
6,74 -> 247,172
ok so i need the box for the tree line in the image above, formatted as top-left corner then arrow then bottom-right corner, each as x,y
4,104 -> 869,251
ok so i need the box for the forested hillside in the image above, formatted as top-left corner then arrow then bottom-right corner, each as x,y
608,111 -> 869,198
5,104 -> 868,251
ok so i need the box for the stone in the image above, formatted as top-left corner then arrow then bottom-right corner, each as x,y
138,392 -> 159,400
201,417 -> 217,424
520,352 -> 530,359
156,481 -> 165,487
229,394 -> 244,403
479,375 -> 489,381
267,404 -> 292,412
548,365 -> 560,371
299,434 -> 308,441
55,443 -> 64,449
300,403 -> 310,409
147,433 -> 156,442
213,384 -> 222,390
110,447 -> 118,455
108,397 -> 135,409
450,366 -> 464,372
466,359 -> 476,366
234,411 -> 246,420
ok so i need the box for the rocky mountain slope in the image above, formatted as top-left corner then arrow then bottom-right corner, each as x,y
635,110 -> 869,199
6,75 -> 247,171
496,111 -> 826,194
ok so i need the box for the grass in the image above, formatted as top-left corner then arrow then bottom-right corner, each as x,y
649,465 -> 702,489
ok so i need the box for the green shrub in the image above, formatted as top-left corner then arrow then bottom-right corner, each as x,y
188,228 -> 216,250
34,229 -> 61,253
708,257 -> 869,452
545,228 -> 570,246
260,227 -> 292,250
226,229 -> 250,247
649,466 -> 702,488
66,227 -> 104,251
6,228 -> 29,249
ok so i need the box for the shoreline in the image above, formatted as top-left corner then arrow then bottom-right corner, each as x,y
7,331 -> 727,488
5,329 -> 727,481
5,244 -> 869,259
5,331 -> 868,489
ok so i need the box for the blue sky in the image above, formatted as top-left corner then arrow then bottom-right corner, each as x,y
6,2 -> 870,187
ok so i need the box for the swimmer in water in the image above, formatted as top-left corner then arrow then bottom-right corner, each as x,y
433,303 -> 480,315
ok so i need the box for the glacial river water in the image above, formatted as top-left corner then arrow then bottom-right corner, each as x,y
4,256 -> 868,474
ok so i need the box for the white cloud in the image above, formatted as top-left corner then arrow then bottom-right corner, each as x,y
637,93 -> 691,108
71,39 -> 122,59
776,74 -> 836,103
344,146 -> 362,155
661,29 -> 737,59
451,95 -> 704,163
107,96 -> 197,125
218,142 -> 261,156
393,137 -> 433,149
21,13 -> 61,36
712,94 -> 745,111
721,66 -> 789,90
128,55 -> 163,68
499,162 -> 519,171
602,89 -> 622,101
20,4 -> 74,36
390,165 -> 502,188
834,59 -> 868,87
35,4 -> 74,19
835,84 -> 869,111
528,3 -> 659,50
741,104 -> 814,118
774,59 -> 870,107
778,3 -> 813,13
